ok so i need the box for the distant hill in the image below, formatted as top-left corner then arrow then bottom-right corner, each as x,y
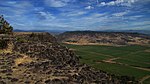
57,31 -> 150,46
103,30 -> 150,35
14,29 -> 150,35
14,29 -> 65,35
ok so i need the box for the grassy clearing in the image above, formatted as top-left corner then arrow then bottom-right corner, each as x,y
65,44 -> 150,83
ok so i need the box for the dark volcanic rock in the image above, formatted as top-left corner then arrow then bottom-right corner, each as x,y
13,32 -> 57,43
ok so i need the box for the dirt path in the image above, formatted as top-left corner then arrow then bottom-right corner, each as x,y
101,57 -> 150,72
139,75 -> 150,84
145,49 -> 150,53
102,57 -> 120,63
133,67 -> 150,72
103,58 -> 150,72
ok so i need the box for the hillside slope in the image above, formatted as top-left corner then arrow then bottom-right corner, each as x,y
0,32 -> 138,84
57,31 -> 150,46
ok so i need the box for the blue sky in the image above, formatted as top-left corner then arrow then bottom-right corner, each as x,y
0,0 -> 150,31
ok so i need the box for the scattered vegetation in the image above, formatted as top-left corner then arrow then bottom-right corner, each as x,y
16,37 -> 27,43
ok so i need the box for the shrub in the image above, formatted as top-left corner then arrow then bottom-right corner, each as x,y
16,37 -> 27,43
0,39 -> 8,49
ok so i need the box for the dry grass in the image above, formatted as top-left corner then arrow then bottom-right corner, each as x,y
43,76 -> 68,82
63,42 -> 125,47
13,32 -> 33,36
0,43 -> 13,54
15,55 -> 33,66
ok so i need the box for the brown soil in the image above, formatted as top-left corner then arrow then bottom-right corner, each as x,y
102,57 -> 120,64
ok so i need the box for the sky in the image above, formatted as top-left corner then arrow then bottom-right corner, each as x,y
0,0 -> 150,31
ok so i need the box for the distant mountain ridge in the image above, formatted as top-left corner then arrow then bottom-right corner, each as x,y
14,29 -> 150,35
57,31 -> 150,46
103,30 -> 150,35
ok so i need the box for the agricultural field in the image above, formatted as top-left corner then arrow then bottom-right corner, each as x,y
64,44 -> 150,84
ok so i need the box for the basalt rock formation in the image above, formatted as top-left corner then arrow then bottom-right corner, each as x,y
0,32 -> 138,84
57,31 -> 150,46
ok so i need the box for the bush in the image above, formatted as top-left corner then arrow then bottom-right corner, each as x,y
0,26 -> 13,34
0,39 -> 8,49
16,37 -> 27,43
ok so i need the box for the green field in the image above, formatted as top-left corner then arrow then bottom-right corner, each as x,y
64,44 -> 150,83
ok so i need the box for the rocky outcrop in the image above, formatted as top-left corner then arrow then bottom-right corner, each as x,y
13,32 -> 57,43
0,32 -> 138,84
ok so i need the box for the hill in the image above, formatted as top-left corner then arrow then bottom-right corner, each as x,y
0,32 -> 139,84
57,31 -> 150,46
14,29 -> 65,35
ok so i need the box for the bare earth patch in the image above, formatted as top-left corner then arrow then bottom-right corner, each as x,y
64,42 -> 125,47
69,48 -> 76,51
145,49 -> 150,53
133,67 -> 150,72
102,57 -> 120,64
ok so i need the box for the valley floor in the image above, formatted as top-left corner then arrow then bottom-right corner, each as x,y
64,44 -> 150,84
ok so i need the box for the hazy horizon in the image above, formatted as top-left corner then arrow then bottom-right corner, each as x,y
0,0 -> 150,31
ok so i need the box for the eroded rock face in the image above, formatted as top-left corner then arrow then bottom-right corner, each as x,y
0,32 -> 138,84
